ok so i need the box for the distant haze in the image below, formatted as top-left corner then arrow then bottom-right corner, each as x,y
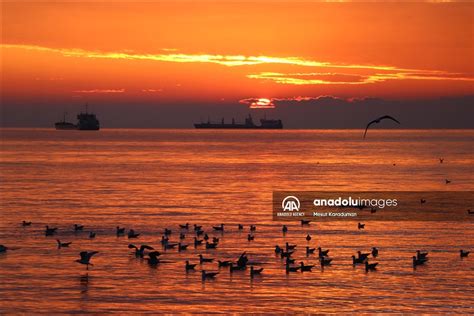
1,95 -> 473,129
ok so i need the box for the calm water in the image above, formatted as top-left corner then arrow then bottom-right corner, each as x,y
1,129 -> 473,313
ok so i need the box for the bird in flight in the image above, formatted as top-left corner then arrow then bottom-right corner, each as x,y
363,115 -> 401,138
76,251 -> 99,270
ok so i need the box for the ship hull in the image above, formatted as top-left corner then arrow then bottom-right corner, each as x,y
194,124 -> 282,129
55,123 -> 77,130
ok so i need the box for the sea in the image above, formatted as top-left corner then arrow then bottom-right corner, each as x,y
0,128 -> 473,313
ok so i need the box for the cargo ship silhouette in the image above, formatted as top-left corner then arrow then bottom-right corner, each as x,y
55,104 -> 100,131
194,114 -> 282,129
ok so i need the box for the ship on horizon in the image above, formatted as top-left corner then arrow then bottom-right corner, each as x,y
194,114 -> 283,129
55,104 -> 100,130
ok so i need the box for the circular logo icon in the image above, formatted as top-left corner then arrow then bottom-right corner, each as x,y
282,196 -> 300,212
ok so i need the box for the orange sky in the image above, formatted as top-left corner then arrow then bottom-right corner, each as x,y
1,1 -> 473,108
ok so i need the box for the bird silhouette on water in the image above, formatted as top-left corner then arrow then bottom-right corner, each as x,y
318,247 -> 329,258
413,256 -> 428,268
57,240 -> 72,249
128,244 -> 154,258
460,250 -> 470,258
178,243 -> 189,251
76,251 -> 98,270
116,226 -> 125,236
194,237 -> 203,248
198,254 -> 214,264
185,260 -> 197,271
300,262 -> 315,272
127,229 -> 140,239
213,223 -> 224,231
179,223 -> 189,230
365,261 -> 378,272
372,247 -> 379,258
202,270 -> 219,280
45,226 -> 58,236
146,251 -> 161,266
250,266 -> 263,278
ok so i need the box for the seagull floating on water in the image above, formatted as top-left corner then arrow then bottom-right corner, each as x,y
57,239 -> 72,249
301,220 -> 311,226
318,247 -> 329,258
22,221 -> 32,226
179,223 -> 189,229
460,250 -> 470,258
127,229 -> 140,239
363,115 -> 401,138
89,232 -> 96,239
413,256 -> 428,267
358,251 -> 370,260
194,237 -> 203,248
218,260 -> 232,267
74,224 -> 84,232
250,266 -> 263,278
286,242 -> 297,251
306,234 -> 311,242
45,226 -> 58,236
352,255 -> 366,265
372,247 -> 379,258
358,223 -> 365,230
201,270 -> 219,280
213,223 -> 224,231
306,246 -> 316,256
275,245 -> 283,254
320,257 -> 332,267
285,262 -> 300,273
185,260 -> 197,271
299,262 -> 315,272
205,241 -> 217,249
116,226 -> 125,236
198,254 -> 214,264
445,179 -> 451,184
416,250 -> 428,260
365,261 -> 378,272
247,234 -> 255,241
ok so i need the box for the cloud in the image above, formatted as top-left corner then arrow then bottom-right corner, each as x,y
247,71 -> 474,85
73,89 -> 125,93
239,98 -> 276,109
141,88 -> 163,92
3,44 -> 473,87
240,95 -> 354,108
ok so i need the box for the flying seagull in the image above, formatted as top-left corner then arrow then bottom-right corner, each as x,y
363,115 -> 400,138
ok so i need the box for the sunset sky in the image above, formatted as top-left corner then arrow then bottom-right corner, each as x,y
1,1 -> 473,128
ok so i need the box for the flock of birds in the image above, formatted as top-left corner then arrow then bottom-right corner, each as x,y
1,217 -> 472,281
